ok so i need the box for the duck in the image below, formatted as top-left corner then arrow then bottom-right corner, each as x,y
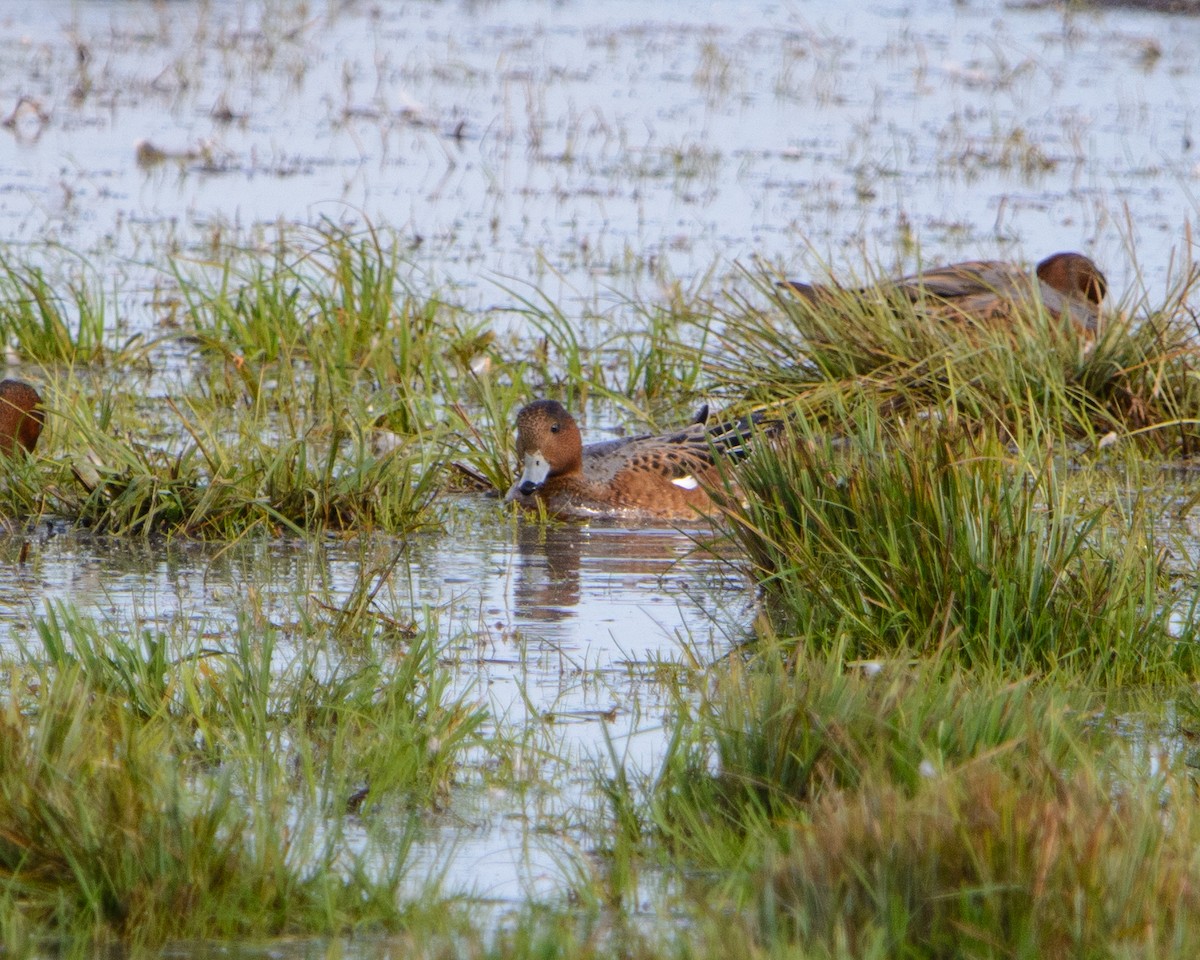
779,252 -> 1107,336
0,379 -> 44,456
503,400 -> 766,520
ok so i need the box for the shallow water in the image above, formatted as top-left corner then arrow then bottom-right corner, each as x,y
0,505 -> 747,903
2,0 -> 1200,930
2,0 -> 1197,312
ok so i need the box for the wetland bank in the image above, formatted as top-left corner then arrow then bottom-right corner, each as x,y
3,0 -> 1200,956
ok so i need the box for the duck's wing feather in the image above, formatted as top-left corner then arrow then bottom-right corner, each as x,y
582,412 -> 773,485
780,260 -> 1027,305
889,261 -> 1026,301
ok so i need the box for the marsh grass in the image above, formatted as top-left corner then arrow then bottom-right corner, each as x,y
498,273 -> 709,416
175,222 -> 492,393
0,597 -> 485,947
81,221 -> 728,532
0,225 -> 512,536
10,225 -> 1200,956
445,380 -> 527,492
653,654 -> 1094,835
629,649 -> 1200,958
33,372 -> 445,537
499,279 -> 598,392
750,759 -> 1200,959
0,228 -> 726,534
708,266 -> 1200,454
721,413 -> 1199,681
607,281 -> 712,408
0,250 -> 116,364
0,440 -> 51,519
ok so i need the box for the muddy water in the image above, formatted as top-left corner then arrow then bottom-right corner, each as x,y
1,0 -> 1199,915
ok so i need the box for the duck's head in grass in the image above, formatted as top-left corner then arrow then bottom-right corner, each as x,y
0,379 -> 44,456
1035,251 -> 1107,309
504,399 -> 770,521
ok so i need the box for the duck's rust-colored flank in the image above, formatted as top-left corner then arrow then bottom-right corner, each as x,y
780,251 -> 1108,336
504,399 -> 764,520
0,379 -> 43,456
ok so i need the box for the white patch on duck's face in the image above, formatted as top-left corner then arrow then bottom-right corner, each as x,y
517,450 -> 552,495
671,475 -> 699,490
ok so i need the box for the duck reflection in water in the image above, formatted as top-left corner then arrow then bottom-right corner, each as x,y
512,522 -> 727,625
514,523 -> 584,623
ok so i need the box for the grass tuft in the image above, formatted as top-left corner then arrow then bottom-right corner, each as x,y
721,413 -> 1198,681
0,249 -> 116,364
707,265 -> 1200,454
642,650 -> 1200,958
0,599 -> 485,946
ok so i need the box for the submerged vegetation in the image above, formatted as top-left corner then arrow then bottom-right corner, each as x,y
3,224 -> 1200,956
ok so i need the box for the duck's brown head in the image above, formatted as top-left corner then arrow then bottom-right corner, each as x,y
512,400 -> 584,496
1036,252 -> 1108,306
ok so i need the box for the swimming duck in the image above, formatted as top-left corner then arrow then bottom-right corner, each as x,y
0,379 -> 43,456
780,252 -> 1107,336
504,400 -> 765,520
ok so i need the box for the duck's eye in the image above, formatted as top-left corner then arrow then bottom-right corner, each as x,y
550,423 -> 560,433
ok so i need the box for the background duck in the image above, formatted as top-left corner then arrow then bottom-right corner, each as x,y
0,379 -> 44,456
780,252 -> 1107,337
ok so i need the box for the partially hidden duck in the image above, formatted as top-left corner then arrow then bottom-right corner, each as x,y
0,379 -> 43,456
504,400 -> 767,520
780,252 -> 1108,337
